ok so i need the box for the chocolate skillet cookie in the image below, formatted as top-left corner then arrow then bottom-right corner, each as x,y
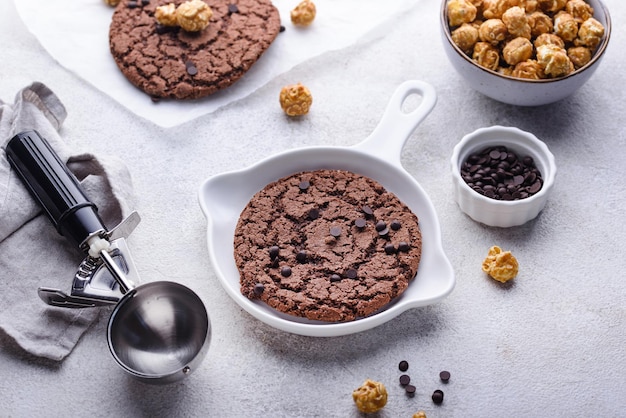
234,169 -> 422,322
109,0 -> 281,100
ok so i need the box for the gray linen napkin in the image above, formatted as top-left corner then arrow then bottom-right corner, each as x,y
0,82 -> 135,361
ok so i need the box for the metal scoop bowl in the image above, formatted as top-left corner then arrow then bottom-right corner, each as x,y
5,130 -> 210,384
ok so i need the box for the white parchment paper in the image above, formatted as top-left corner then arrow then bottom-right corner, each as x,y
14,0 -> 418,127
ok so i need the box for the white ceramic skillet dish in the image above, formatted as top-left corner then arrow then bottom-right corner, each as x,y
199,81 -> 455,337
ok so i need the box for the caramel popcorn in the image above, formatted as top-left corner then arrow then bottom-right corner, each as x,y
279,83 -> 313,116
352,379 -> 388,414
576,17 -> 605,48
537,43 -> 574,77
446,0 -> 605,80
176,0 -> 213,32
479,19 -> 508,45
554,11 -> 578,42
502,6 -> 531,39
566,0 -> 594,22
104,0 -> 121,6
447,0 -> 478,27
482,246 -> 519,283
503,37 -> 533,66
568,45 -> 592,68
452,23 -> 480,53
413,412 -> 427,418
155,3 -> 179,27
291,0 -> 316,26
473,42 -> 500,70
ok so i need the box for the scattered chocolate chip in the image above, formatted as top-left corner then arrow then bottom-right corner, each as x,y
141,0 -> 150,5
362,205 -> 374,217
296,250 -> 307,263
378,227 -> 389,237
253,283 -> 265,295
280,266 -> 292,277
186,61 -> 198,76
399,374 -> 411,386
440,370 -> 451,383
330,226 -> 342,237
269,245 -> 279,260
308,208 -> 319,220
298,180 -> 310,191
354,218 -> 367,229
432,389 -> 444,404
346,269 -> 357,279
405,385 -> 416,396
150,96 -> 161,103
375,220 -> 387,231
384,243 -> 396,254
228,3 -> 239,13
279,25 -> 286,32
390,220 -> 401,230
330,274 -> 341,282
398,242 -> 410,252
399,360 -> 409,372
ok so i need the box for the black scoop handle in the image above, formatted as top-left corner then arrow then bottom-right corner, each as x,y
5,130 -> 106,249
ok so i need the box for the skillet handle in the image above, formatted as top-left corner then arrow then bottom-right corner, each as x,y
353,80 -> 437,164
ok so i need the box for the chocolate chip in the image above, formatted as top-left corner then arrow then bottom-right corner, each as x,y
296,250 -> 307,263
298,180 -> 310,191
269,246 -> 279,260
399,374 -> 411,386
186,61 -> 198,76
228,4 -> 239,13
398,242 -> 410,252
279,25 -> 286,32
362,205 -> 374,217
141,0 -> 150,5
390,220 -> 401,230
378,227 -> 389,237
280,266 -> 292,277
346,269 -> 357,279
308,208 -> 319,220
354,218 -> 367,229
399,360 -> 409,371
330,226 -> 342,237
127,1 -> 138,8
253,283 -> 265,295
432,389 -> 444,404
405,385 -> 416,396
375,220 -> 387,231
384,243 -> 396,254
330,274 -> 341,282
440,370 -> 451,383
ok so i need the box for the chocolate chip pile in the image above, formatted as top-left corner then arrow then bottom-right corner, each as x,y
461,146 -> 543,200
397,360 -> 450,405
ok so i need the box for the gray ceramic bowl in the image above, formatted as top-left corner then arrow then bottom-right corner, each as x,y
440,0 -> 611,106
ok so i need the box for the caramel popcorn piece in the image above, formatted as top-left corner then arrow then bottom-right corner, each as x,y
554,11 -> 578,42
176,0 -> 213,32
155,3 -> 179,27
502,6 -> 531,39
576,17 -> 605,49
413,412 -> 427,418
538,0 -> 567,13
291,0 -> 316,26
473,41 -> 500,70
352,379 -> 388,414
482,0 -> 514,19
503,37 -> 533,66
447,0 -> 478,27
527,11 -> 554,37
566,0 -> 594,22
568,45 -> 592,69
279,83 -> 313,116
482,246 -> 518,283
479,19 -> 508,45
104,0 -> 121,6
518,0 -> 539,13
452,23 -> 480,53
534,33 -> 565,49
513,59 -> 545,79
537,44 -> 574,77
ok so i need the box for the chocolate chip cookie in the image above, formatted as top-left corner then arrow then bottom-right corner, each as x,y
109,0 -> 281,100
234,169 -> 422,322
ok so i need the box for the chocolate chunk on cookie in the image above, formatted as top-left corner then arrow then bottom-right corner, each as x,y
109,0 -> 281,100
234,169 -> 422,322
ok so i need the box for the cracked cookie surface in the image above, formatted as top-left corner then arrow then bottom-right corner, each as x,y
234,169 -> 422,322
109,0 -> 281,100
